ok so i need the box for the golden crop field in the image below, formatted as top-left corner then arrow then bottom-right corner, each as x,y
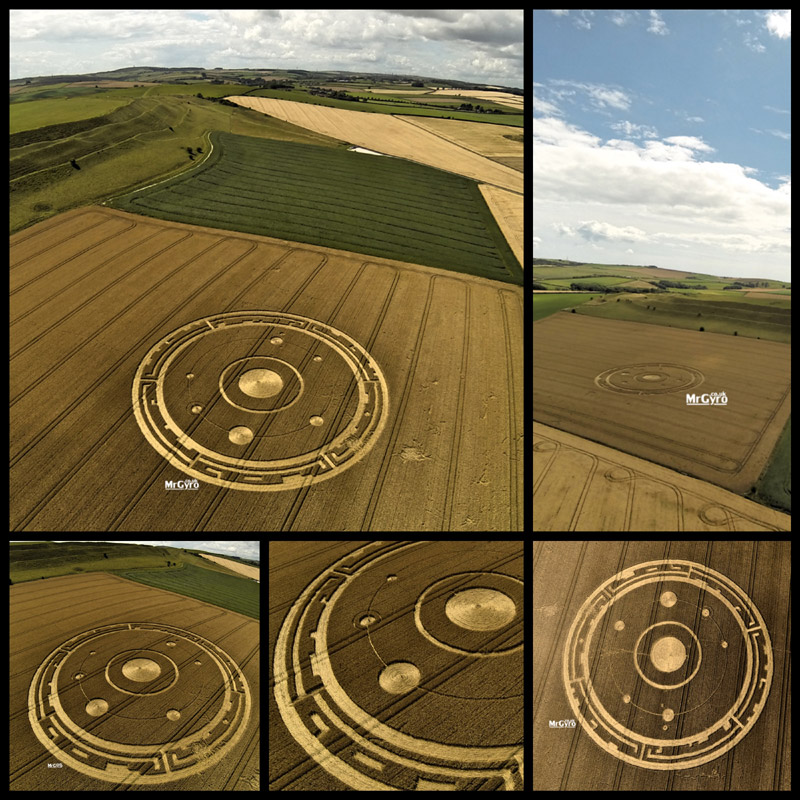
533,422 -> 791,531
397,116 -> 523,159
11,206 -> 522,531
226,97 -> 523,193
478,185 -> 523,266
533,314 -> 791,494
426,89 -> 524,110
10,572 -> 259,790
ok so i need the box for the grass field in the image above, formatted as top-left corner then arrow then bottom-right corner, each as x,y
10,94 -> 348,233
8,540 -> 242,582
116,562 -> 259,619
532,293 -> 599,321
752,416 -> 792,512
109,131 -> 522,283
532,258 -> 790,289
576,292 -> 791,343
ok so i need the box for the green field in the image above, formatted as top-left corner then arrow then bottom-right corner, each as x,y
110,130 -> 522,283
532,258 -> 789,290
10,94 -> 348,233
116,563 -> 259,619
8,541 -> 243,582
751,417 -> 792,513
575,292 -> 791,343
9,541 -> 259,619
533,293 -> 599,322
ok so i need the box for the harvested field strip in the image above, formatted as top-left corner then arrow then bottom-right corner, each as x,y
11,207 -> 522,531
10,572 -> 259,790
116,563 -> 260,619
110,131 -> 521,283
228,96 -> 523,193
533,422 -> 791,531
533,313 -> 792,493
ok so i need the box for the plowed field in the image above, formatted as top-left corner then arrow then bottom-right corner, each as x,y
11,206 -> 522,531
533,314 -> 791,493
10,572 -> 259,790
226,97 -> 523,193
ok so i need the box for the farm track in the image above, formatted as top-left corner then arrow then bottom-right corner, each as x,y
533,540 -> 791,789
227,96 -> 523,193
10,572 -> 259,790
533,313 -> 791,494
533,422 -> 791,531
10,206 -> 522,531
269,541 -> 523,790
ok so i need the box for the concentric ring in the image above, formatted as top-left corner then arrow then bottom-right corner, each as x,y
594,363 -> 704,395
563,559 -> 772,770
132,311 -> 389,491
28,622 -> 251,784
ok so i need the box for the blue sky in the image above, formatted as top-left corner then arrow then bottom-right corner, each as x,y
533,10 -> 791,281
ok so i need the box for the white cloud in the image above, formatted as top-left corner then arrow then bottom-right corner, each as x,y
557,220 -> 648,243
533,114 -> 791,264
610,120 -> 659,138
647,10 -> 669,36
550,80 -> 631,111
765,10 -> 791,38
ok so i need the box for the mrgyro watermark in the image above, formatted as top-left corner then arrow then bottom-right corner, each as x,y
549,719 -> 577,728
686,391 -> 727,406
165,479 -> 200,491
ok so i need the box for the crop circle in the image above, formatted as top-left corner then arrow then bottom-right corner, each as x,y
274,542 -> 523,790
594,363 -> 704,395
28,622 -> 251,784
563,560 -> 772,770
132,311 -> 388,491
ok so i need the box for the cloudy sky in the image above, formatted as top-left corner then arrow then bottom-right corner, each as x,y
533,10 -> 791,281
9,9 -> 523,88
102,540 -> 260,559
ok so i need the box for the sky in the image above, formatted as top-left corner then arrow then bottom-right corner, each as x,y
9,9 -> 523,88
533,9 -> 791,281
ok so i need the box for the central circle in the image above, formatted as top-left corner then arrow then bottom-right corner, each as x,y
121,657 -> 162,682
238,368 -> 284,398
641,374 -> 663,381
445,588 -> 516,631
650,636 -> 686,672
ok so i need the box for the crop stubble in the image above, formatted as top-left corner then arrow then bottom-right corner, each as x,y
533,313 -> 791,493
10,572 -> 259,790
10,206 -> 522,531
